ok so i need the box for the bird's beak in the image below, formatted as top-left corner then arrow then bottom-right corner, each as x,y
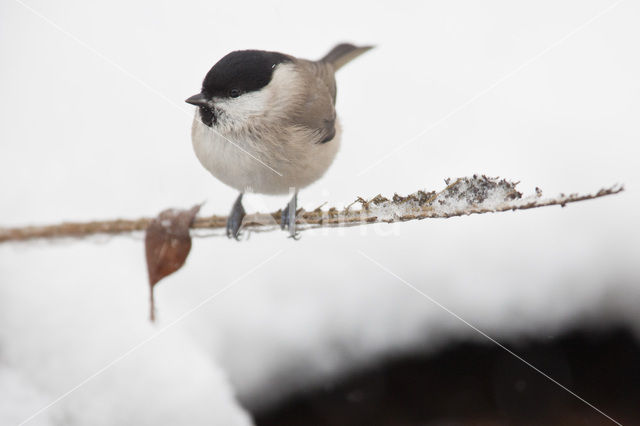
185,93 -> 210,108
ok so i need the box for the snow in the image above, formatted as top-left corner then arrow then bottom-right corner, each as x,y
0,240 -> 252,425
357,175 -> 524,219
2,0 -> 640,423
0,367 -> 52,426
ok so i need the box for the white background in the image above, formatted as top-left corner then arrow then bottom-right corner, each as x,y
1,0 -> 639,424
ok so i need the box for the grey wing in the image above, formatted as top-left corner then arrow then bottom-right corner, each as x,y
293,61 -> 338,144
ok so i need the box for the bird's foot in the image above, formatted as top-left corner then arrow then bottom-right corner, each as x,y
280,192 -> 300,240
226,193 -> 246,240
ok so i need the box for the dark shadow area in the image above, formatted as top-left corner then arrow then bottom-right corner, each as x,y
252,326 -> 639,425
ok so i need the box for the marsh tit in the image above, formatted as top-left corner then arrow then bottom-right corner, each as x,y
186,43 -> 372,239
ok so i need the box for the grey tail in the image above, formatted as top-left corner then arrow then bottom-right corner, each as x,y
321,43 -> 374,71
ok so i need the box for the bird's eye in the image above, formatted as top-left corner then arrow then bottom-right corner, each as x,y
229,88 -> 241,98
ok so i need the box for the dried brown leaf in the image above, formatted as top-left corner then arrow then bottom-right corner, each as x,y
145,204 -> 201,321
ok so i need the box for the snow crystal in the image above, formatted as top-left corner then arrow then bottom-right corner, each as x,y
350,175 -> 522,221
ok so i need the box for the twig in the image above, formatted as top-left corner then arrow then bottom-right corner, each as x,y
0,176 -> 624,244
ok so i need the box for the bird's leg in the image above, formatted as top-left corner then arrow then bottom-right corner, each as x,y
226,192 -> 246,240
280,191 -> 299,239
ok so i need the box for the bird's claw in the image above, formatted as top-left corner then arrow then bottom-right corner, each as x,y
226,193 -> 246,240
281,193 -> 299,240
288,231 -> 301,240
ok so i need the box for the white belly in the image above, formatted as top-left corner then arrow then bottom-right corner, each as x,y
191,115 -> 341,195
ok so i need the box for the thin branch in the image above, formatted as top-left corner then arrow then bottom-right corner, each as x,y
0,176 -> 624,244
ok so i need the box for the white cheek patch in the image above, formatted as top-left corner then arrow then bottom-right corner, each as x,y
215,90 -> 269,125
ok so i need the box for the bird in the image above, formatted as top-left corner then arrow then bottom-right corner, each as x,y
186,43 -> 373,239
